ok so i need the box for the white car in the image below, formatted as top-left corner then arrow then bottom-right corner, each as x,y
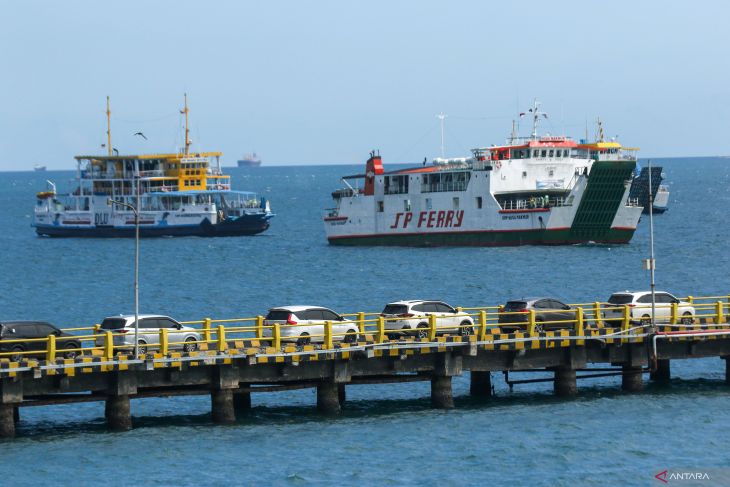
380,300 -> 475,339
262,306 -> 359,345
95,314 -> 201,353
603,291 -> 695,325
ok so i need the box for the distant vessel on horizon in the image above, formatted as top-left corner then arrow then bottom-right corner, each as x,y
33,164 -> 47,172
238,153 -> 262,167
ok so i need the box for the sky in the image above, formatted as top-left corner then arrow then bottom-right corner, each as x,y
2,0 -> 729,170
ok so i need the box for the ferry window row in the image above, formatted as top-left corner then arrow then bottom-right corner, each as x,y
422,172 -> 470,193
183,179 -> 202,187
510,149 -> 571,159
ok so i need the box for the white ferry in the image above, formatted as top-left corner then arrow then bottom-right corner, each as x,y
324,103 -> 642,246
33,96 -> 273,238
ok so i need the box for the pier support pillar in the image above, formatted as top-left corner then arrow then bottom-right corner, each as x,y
317,381 -> 341,415
554,367 -> 577,397
470,371 -> 492,398
105,395 -> 132,431
622,366 -> 643,392
431,375 -> 454,409
13,406 -> 19,424
338,384 -> 346,405
650,359 -> 671,384
233,386 -> 251,412
211,389 -> 236,424
0,404 -> 16,438
725,357 -> 730,385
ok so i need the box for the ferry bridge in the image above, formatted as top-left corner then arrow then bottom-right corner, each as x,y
1,294 -> 730,438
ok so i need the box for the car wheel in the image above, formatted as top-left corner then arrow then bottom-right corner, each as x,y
681,313 -> 694,325
344,331 -> 357,344
9,346 -> 23,362
183,337 -> 197,352
296,334 -> 311,346
640,315 -> 651,326
459,321 -> 474,336
416,323 -> 429,339
137,340 -> 148,355
62,345 -> 78,359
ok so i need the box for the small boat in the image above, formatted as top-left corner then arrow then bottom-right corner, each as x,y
32,96 -> 274,238
629,165 -> 670,214
652,184 -> 670,213
237,153 -> 262,167
33,164 -> 47,172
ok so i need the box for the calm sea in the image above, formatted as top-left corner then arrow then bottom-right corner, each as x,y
0,157 -> 729,486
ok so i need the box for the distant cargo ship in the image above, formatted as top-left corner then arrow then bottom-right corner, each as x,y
33,164 -> 47,172
237,153 -> 262,167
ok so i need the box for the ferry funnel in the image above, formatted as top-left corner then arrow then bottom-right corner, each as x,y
365,151 -> 383,196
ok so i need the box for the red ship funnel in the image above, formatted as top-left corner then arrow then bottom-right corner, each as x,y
364,151 -> 383,196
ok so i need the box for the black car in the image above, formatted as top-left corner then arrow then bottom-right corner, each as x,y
0,321 -> 81,361
498,298 -> 575,332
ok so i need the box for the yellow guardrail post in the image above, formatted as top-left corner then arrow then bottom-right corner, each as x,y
528,309 -> 537,336
576,307 -> 584,345
46,334 -> 56,362
716,301 -> 725,324
203,318 -> 212,343
324,321 -> 333,350
104,331 -> 114,360
160,328 -> 169,355
376,316 -> 385,343
621,305 -> 631,341
479,310 -> 487,341
670,302 -> 678,325
273,324 -> 281,350
94,324 -> 101,333
256,315 -> 264,339
428,314 -> 437,341
357,312 -> 365,334
687,295 -> 694,305
593,302 -> 602,328
217,325 -> 227,352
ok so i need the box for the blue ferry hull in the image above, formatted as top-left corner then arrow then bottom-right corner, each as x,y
34,214 -> 272,238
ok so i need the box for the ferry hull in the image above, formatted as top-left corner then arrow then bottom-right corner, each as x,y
327,227 -> 635,247
34,215 -> 271,238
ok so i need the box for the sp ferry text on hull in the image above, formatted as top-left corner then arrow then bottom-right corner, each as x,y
324,103 -> 643,247
32,96 -> 274,238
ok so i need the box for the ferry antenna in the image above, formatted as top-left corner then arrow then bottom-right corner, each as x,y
106,96 -> 112,157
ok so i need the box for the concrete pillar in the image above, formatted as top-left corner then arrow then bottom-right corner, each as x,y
0,404 -> 15,438
650,359 -> 671,384
554,367 -> 577,396
470,371 -> 492,398
622,366 -> 643,392
105,395 -> 132,431
233,389 -> 251,412
317,381 -> 341,414
431,375 -> 454,409
338,384 -> 346,405
211,389 -> 236,423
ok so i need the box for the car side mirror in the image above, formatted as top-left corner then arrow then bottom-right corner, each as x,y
176,324 -> 183,330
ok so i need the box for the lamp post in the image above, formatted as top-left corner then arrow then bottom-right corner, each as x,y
108,179 -> 140,356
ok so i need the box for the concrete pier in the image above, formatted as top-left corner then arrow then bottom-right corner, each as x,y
317,381 -> 341,414
0,404 -> 15,438
622,366 -> 643,392
211,389 -> 236,423
470,371 -> 492,398
105,395 -> 132,431
650,359 -> 671,384
431,375 -> 454,408
554,367 -> 577,396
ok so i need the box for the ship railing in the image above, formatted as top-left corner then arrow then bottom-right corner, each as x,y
2,294 -> 730,364
421,181 -> 469,193
626,197 -> 641,207
139,170 -> 165,178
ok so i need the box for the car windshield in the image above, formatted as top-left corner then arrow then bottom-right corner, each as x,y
100,318 -> 127,330
608,294 -> 633,305
265,310 -> 291,321
382,304 -> 408,315
504,301 -> 527,311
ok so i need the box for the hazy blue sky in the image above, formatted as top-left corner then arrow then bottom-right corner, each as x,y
2,0 -> 729,170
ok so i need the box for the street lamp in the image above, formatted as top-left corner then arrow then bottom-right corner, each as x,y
108,189 -> 140,357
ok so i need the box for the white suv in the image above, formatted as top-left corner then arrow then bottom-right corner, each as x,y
603,291 -> 695,325
95,315 -> 201,353
262,306 -> 359,345
380,300 -> 475,339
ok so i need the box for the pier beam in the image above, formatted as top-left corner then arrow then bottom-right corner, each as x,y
105,395 -> 132,431
431,375 -> 454,409
650,359 -> 671,384
622,366 -> 643,392
211,389 -> 236,424
0,404 -> 16,438
317,381 -> 341,414
470,371 -> 492,398
554,367 -> 577,397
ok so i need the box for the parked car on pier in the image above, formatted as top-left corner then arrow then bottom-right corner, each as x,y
262,306 -> 359,345
380,300 -> 475,339
0,321 -> 82,361
94,315 -> 201,354
498,298 -> 575,332
603,291 -> 695,325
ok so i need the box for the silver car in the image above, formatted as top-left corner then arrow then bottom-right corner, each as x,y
95,314 -> 201,353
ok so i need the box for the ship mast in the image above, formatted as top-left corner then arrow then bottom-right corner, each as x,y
437,112 -> 447,158
106,96 -> 112,157
528,99 -> 547,140
182,93 -> 191,155
596,117 -> 605,142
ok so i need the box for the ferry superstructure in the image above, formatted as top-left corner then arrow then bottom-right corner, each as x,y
32,96 -> 273,238
324,103 -> 642,246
